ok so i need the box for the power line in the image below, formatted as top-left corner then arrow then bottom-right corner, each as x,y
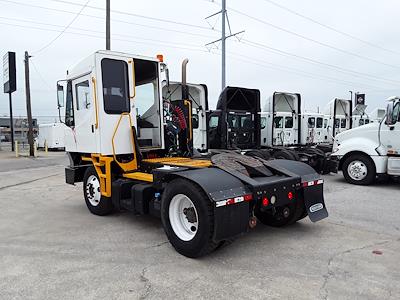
226,51 -> 387,91
261,0 -> 400,56
47,0 -> 213,30
0,19 -> 394,91
30,60 -> 53,91
0,0 -> 213,31
241,39 -> 400,86
0,0 -> 218,39
0,16 -> 203,49
205,0 -> 400,70
33,0 -> 91,55
0,21 -> 207,52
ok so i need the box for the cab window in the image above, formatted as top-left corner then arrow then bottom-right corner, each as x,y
285,116 -> 293,128
308,117 -> 315,128
274,116 -> 283,128
393,102 -> 400,122
341,119 -> 347,128
192,114 -> 199,129
75,80 -> 90,110
261,117 -> 267,129
359,119 -> 364,126
365,119 -> 370,124
334,118 -> 340,128
101,59 -> 130,114
316,117 -> 323,128
209,116 -> 219,128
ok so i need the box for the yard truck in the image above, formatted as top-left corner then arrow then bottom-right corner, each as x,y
331,96 -> 400,185
58,50 -> 328,257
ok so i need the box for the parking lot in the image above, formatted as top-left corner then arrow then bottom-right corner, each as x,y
0,152 -> 399,300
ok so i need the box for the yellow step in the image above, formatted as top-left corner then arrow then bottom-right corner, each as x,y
123,172 -> 154,182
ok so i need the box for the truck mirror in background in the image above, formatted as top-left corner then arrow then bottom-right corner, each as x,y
385,102 -> 395,125
57,84 -> 64,107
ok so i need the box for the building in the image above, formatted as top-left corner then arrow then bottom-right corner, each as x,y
0,117 -> 38,142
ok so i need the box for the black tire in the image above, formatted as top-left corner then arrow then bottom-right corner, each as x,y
255,195 -> 305,227
342,154 -> 376,185
83,167 -> 114,216
273,149 -> 297,160
245,150 -> 264,159
260,149 -> 272,160
161,178 -> 219,258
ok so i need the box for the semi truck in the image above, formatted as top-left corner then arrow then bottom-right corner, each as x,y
331,96 -> 400,185
58,50 -> 328,257
260,92 -> 338,174
323,98 -> 352,143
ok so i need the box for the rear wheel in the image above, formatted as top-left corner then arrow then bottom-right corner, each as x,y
83,167 -> 113,216
161,179 -> 219,258
342,154 -> 376,185
273,150 -> 298,161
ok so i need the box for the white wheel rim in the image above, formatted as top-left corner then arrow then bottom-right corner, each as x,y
169,194 -> 198,241
86,175 -> 101,207
347,160 -> 368,181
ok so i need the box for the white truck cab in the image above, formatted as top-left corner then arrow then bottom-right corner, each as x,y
300,112 -> 326,145
332,96 -> 400,184
324,98 -> 352,144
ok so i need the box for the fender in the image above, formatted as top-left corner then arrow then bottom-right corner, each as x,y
333,137 -> 380,158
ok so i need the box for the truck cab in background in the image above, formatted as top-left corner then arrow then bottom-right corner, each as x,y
332,96 -> 400,185
351,103 -> 370,128
162,82 -> 208,153
323,98 -> 352,144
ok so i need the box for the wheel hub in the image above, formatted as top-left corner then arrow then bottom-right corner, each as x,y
348,160 -> 368,181
169,194 -> 199,241
86,175 -> 101,207
183,207 -> 197,224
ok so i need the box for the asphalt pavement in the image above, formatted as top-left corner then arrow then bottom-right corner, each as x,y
0,153 -> 399,300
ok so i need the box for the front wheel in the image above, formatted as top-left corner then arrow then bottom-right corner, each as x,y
161,178 -> 220,258
83,167 -> 114,216
342,154 -> 376,185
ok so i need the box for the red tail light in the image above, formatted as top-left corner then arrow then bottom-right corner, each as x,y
288,191 -> 293,200
244,194 -> 253,201
226,198 -> 235,205
262,197 -> 269,206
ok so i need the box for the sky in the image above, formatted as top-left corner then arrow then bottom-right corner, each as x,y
1,0 -> 400,123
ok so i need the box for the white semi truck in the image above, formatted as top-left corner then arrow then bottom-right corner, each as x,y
323,98 -> 352,143
331,96 -> 400,185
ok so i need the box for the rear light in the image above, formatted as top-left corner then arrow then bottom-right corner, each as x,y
262,197 -> 269,207
226,198 -> 235,205
288,191 -> 293,200
244,194 -> 253,201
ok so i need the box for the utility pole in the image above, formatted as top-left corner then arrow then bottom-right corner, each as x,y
221,0 -> 226,90
24,51 -> 34,157
106,0 -> 110,50
8,92 -> 14,151
205,0 -> 244,91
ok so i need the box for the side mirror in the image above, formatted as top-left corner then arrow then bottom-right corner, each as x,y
385,102 -> 395,125
57,84 -> 64,107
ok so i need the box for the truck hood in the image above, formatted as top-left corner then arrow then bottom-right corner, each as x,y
335,122 -> 380,145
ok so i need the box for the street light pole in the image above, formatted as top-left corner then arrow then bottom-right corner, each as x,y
221,0 -> 226,90
106,0 -> 110,50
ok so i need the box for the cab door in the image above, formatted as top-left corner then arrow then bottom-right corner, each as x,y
206,110 -> 222,149
381,101 -> 400,155
72,74 -> 98,153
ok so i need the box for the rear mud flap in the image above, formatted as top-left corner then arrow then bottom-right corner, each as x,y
303,184 -> 328,222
